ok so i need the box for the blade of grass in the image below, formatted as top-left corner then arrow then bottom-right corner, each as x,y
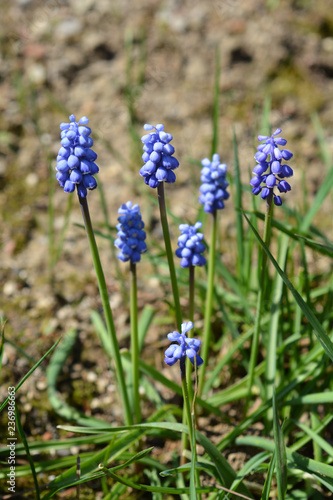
272,387 -> 287,499
235,435 -> 333,491
232,126 -> 245,285
265,232 -> 289,427
15,405 -> 41,499
299,166 -> 333,233
0,336 -> 62,412
244,213 -> 333,362
260,451 -> 276,500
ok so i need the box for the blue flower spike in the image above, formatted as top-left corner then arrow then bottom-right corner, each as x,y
199,154 -> 229,213
140,123 -> 179,188
114,201 -> 147,264
164,321 -> 203,367
175,221 -> 206,268
56,115 -> 99,197
251,128 -> 293,206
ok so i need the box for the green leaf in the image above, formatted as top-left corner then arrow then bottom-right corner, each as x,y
236,435 -> 333,492
273,387 -> 287,499
299,166 -> 333,233
15,405 -> 41,500
260,451 -> 276,500
0,336 -> 62,412
244,213 -> 333,362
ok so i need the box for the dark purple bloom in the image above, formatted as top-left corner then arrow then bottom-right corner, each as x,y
251,129 -> 293,206
56,115 -> 99,198
114,201 -> 147,264
175,222 -> 206,268
140,123 -> 179,188
199,154 -> 229,213
164,322 -> 203,367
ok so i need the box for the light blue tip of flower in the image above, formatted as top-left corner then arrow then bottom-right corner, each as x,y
115,201 -> 147,264
164,322 -> 203,367
56,115 -> 98,197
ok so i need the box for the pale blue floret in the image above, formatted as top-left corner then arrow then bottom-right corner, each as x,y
164,322 -> 203,367
56,115 -> 99,198
114,201 -> 147,264
251,128 -> 293,206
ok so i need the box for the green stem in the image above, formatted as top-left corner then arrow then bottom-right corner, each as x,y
181,265 -> 195,464
189,265 -> 195,323
181,359 -> 200,494
244,193 -> 273,416
98,180 -> 128,304
130,261 -> 141,424
78,196 -> 132,426
157,183 -> 182,330
198,211 -> 217,397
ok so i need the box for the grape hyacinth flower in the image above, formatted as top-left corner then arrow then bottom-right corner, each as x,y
114,201 -> 147,264
199,154 -> 230,213
175,222 -> 206,268
140,123 -> 179,188
251,128 -> 293,206
165,322 -> 203,367
56,115 -> 99,198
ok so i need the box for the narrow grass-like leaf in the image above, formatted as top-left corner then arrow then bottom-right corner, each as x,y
56,421 -> 252,497
292,419 -> 333,458
283,392 -> 333,406
99,463 -> 216,496
228,451 -> 270,495
196,431 -> 253,498
265,232 -> 289,425
244,213 -> 333,362
260,451 -> 276,500
15,405 -> 41,500
247,209 -> 333,257
45,407 -> 175,494
311,112 -> 331,168
0,336 -> 62,412
138,304 -> 155,352
232,126 -> 245,284
272,387 -> 287,499
299,166 -> 333,233
235,435 -> 333,491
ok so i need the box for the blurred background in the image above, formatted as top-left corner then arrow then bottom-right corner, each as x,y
1,0 -> 333,448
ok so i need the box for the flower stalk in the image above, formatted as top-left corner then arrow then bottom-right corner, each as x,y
198,210 -> 217,397
157,182 -> 182,330
79,196 -> 132,425
130,261 -> 141,424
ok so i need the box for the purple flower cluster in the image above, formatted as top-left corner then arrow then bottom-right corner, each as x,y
56,115 -> 99,198
251,129 -> 293,206
164,322 -> 203,367
199,154 -> 229,213
114,202 -> 147,264
140,124 -> 179,188
175,222 -> 206,268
